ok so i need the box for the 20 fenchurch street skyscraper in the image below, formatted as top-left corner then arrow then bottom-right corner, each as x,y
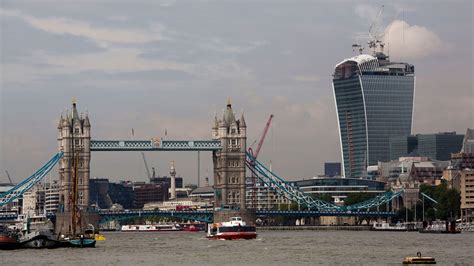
332,52 -> 415,178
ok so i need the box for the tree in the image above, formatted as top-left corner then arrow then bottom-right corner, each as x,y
312,194 -> 333,203
419,181 -> 460,221
344,192 -> 374,207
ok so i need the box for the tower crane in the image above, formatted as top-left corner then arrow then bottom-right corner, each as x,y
248,114 -> 274,161
248,114 -> 274,209
368,5 -> 385,54
141,152 -> 152,180
5,170 -> 13,184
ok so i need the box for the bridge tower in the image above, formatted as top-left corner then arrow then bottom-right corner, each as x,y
57,100 -> 91,211
212,99 -> 247,210
55,100 -> 96,234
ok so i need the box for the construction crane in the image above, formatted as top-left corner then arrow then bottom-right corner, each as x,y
368,5 -> 385,54
5,170 -> 13,184
248,114 -> 274,209
141,152 -> 152,180
248,114 -> 274,161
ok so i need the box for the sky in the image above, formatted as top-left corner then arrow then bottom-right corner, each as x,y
0,0 -> 473,185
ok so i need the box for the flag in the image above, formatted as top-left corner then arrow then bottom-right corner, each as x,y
132,128 -> 134,137
165,129 -> 167,137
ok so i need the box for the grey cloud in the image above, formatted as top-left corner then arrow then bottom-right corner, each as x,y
0,15 -> 106,62
1,1 -> 472,183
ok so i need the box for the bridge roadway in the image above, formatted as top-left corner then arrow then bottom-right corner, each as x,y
0,210 -> 397,224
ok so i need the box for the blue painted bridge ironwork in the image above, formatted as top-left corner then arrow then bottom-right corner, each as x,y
98,210 -> 214,223
90,140 -> 221,151
0,152 -> 63,207
0,210 -> 397,224
96,210 -> 397,224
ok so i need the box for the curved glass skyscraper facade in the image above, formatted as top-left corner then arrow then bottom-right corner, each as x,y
332,53 -> 415,178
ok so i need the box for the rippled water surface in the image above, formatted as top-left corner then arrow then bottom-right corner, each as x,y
2,230 -> 473,265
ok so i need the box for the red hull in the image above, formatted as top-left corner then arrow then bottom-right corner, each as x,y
207,232 -> 257,240
182,228 -> 200,232
0,235 -> 19,250
122,229 -> 181,232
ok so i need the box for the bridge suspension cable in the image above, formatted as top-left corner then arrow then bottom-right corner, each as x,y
246,152 -> 341,211
246,152 -> 402,212
0,152 -> 64,207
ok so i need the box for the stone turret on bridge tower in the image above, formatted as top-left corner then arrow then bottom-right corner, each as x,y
212,99 -> 247,210
57,100 -> 91,212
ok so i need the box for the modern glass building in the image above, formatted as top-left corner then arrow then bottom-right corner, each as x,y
389,132 -> 464,161
290,177 -> 386,202
417,132 -> 464,161
389,135 -> 418,160
324,162 -> 342,177
333,52 -> 415,177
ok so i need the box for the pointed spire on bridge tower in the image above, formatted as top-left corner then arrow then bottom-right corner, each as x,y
63,110 -> 71,127
240,112 -> 246,128
83,113 -> 91,128
71,99 -> 80,122
58,114 -> 64,129
213,113 -> 219,129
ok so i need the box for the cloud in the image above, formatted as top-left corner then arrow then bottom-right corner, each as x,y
354,4 -> 381,24
293,75 -> 320,83
0,8 -> 166,46
384,20 -> 446,59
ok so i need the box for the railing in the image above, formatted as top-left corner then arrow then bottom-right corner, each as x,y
90,140 -> 222,151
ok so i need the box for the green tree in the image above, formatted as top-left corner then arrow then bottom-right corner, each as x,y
418,182 -> 460,221
311,194 -> 333,203
344,192 -> 375,207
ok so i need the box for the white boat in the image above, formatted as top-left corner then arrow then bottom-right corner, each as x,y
372,222 -> 417,231
11,214 -> 60,248
121,224 -> 181,232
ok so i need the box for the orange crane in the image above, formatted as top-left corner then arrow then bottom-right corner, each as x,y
248,114 -> 274,161
248,114 -> 274,209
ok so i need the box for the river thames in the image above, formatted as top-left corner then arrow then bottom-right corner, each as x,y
2,230 -> 473,265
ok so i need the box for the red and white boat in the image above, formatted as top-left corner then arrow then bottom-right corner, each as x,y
207,217 -> 257,240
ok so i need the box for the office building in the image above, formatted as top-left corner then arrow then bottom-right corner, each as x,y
22,184 -> 46,216
389,132 -> 464,161
389,136 -> 418,160
133,183 -> 169,208
460,170 -> 474,222
417,132 -> 464,161
333,51 -> 415,177
246,178 -> 289,210
324,162 -> 342,177
291,177 -> 386,204
44,181 -> 60,214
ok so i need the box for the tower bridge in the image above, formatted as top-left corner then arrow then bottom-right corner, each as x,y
0,100 -> 403,228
